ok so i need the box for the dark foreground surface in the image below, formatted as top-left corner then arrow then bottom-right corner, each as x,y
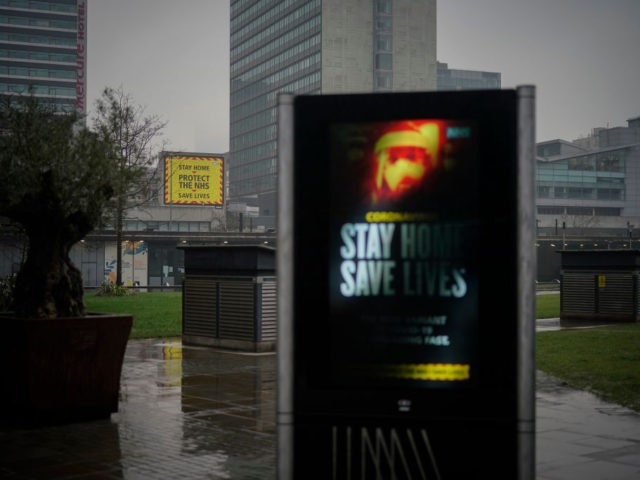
1,332 -> 639,479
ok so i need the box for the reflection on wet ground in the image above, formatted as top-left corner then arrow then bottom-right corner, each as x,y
2,336 -> 640,479
0,339 -> 276,479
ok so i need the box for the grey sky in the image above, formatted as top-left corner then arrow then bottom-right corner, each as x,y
88,0 -> 640,152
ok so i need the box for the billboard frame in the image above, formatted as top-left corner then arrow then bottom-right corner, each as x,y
278,87 -> 536,479
163,153 -> 224,207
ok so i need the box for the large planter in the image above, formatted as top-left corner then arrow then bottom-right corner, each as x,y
1,313 -> 132,426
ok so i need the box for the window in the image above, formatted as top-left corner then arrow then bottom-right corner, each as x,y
594,207 -> 620,216
375,72 -> 392,89
376,16 -> 392,32
537,206 -> 564,215
375,53 -> 392,70
376,0 -> 392,14
566,207 -> 593,216
376,35 -> 392,52
537,186 -> 551,198
597,188 -> 623,200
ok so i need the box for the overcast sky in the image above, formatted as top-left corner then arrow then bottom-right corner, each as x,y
87,0 -> 640,152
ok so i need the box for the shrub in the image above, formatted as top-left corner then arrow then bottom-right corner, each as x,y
95,281 -> 134,297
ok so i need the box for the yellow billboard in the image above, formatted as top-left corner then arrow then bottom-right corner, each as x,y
164,155 -> 223,205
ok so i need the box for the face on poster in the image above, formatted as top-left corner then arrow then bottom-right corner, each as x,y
327,119 -> 480,389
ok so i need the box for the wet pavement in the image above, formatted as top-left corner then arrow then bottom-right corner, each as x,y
0,333 -> 639,479
0,340 -> 276,479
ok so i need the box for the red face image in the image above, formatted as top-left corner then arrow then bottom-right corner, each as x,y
371,121 -> 442,203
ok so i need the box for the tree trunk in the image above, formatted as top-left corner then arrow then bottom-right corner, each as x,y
115,205 -> 123,286
13,226 -> 85,319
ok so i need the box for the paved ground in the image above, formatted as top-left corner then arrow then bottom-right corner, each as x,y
1,329 -> 639,479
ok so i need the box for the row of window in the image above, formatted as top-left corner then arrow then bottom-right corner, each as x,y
232,14 -> 320,60
0,14 -> 76,30
0,64 -> 75,79
229,157 -> 276,182
231,106 -> 275,137
231,72 -> 320,152
0,30 -> 76,46
0,93 -> 75,111
231,123 -> 277,151
231,91 -> 271,122
438,78 -> 500,90
230,173 -> 276,198
0,46 -> 75,62
231,0 -> 318,44
373,1 -> 392,92
537,206 -> 621,216
230,72 -> 321,197
537,172 -> 624,185
230,140 -> 277,168
0,81 -> 74,96
231,70 -> 320,121
232,53 -> 320,105
124,220 -> 211,233
233,21 -> 320,76
0,0 -> 76,13
232,33 -> 320,84
567,154 -> 625,173
537,185 -> 624,201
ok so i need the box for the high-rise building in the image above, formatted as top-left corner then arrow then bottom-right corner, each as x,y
229,0 -> 437,224
0,0 -> 86,114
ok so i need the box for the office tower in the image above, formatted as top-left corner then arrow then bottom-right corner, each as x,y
0,0 -> 86,114
229,0 -> 437,223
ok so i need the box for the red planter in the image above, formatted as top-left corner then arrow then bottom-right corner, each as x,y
1,313 -> 132,426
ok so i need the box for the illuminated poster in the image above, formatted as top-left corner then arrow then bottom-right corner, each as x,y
328,119 -> 479,388
164,156 -> 224,206
104,241 -> 148,287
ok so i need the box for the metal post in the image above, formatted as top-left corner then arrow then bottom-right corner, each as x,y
277,93 -> 295,480
517,85 -> 536,480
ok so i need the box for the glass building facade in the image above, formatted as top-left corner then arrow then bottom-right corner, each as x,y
536,120 -> 640,227
437,61 -> 501,91
230,0 -> 322,215
229,0 -> 436,221
536,148 -> 629,218
0,0 -> 85,113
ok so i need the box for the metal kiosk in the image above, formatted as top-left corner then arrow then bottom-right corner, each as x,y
278,88 -> 536,479
181,245 -> 277,352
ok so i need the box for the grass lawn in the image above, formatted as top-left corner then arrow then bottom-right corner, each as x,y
85,291 -> 181,339
536,292 -> 560,319
85,290 -> 639,412
535,292 -> 640,412
537,324 -> 640,412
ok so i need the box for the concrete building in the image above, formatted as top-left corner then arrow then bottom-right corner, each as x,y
0,0 -> 86,113
436,61 -> 501,91
229,0 -> 437,224
536,117 -> 640,280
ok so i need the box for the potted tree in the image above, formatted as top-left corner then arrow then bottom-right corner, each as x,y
0,94 -> 132,425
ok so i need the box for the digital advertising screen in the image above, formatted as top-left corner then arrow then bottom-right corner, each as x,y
327,119 -> 480,389
279,89 -> 536,479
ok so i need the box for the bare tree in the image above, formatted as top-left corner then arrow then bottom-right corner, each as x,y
92,86 -> 167,285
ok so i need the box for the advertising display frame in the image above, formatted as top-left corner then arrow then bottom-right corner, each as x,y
164,154 -> 224,207
278,88 -> 536,479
